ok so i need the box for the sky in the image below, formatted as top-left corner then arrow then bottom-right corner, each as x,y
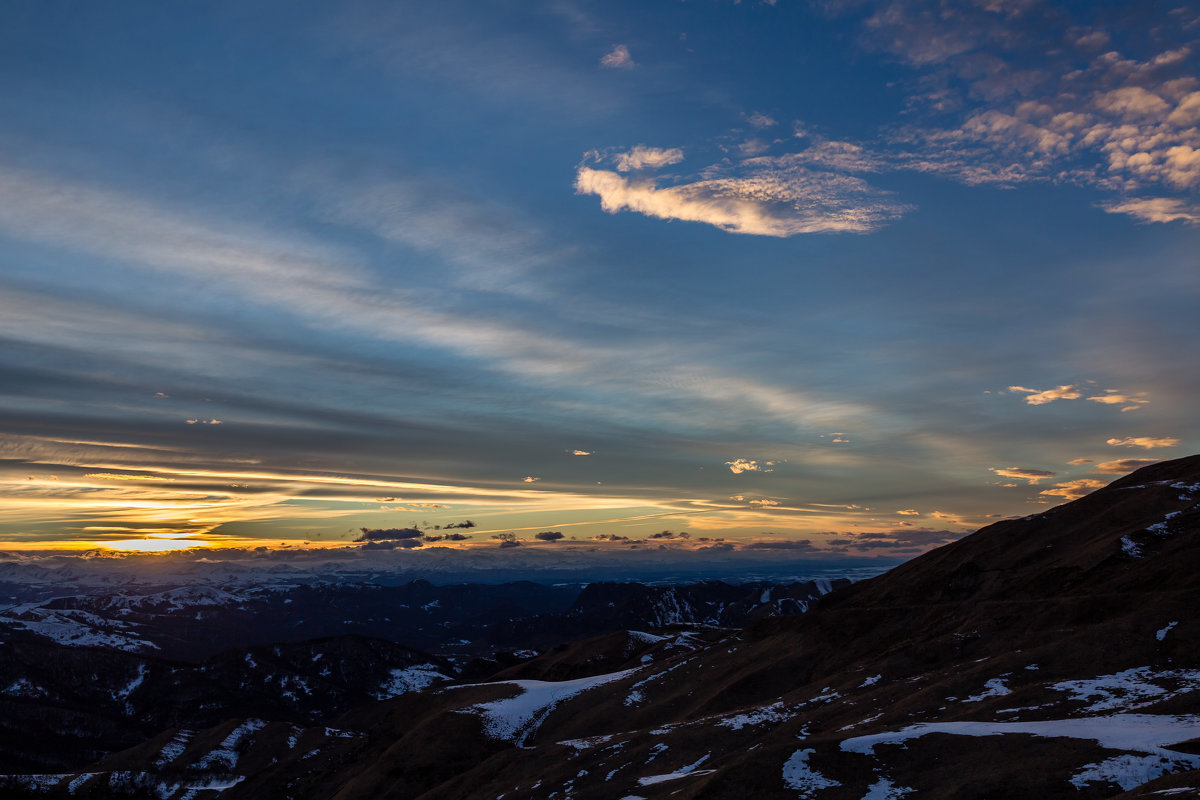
0,0 -> 1197,569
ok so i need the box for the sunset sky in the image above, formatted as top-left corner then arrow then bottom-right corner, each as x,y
1,0 -> 1197,565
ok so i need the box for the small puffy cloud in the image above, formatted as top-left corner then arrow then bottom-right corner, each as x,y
593,534 -> 631,542
1090,458 -> 1161,475
990,466 -> 1055,484
425,532 -> 470,542
492,532 -> 520,548
1067,458 -> 1094,465
534,530 -> 564,542
649,530 -> 689,539
523,476 -> 540,483
1106,436 -> 1179,450
746,112 -> 778,129
362,538 -> 422,550
568,449 -> 594,456
1040,479 -> 1106,499
1102,198 -> 1199,225
895,509 -> 919,516
726,458 -> 762,474
186,418 -> 223,425
1094,87 -> 1171,120
600,44 -> 635,69
614,146 -> 684,172
1007,385 -> 1082,405
356,527 -> 423,542
1088,390 -> 1150,411
749,499 -> 780,507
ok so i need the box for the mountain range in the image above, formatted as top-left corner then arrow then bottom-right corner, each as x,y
2,455 -> 1198,798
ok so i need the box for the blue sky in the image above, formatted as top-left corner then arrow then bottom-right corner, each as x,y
0,0 -> 1197,563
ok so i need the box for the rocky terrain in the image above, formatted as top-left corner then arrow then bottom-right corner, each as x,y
2,455 -> 1199,798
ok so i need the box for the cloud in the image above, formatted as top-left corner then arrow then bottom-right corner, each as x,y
1106,436 -> 1179,450
356,527 -> 423,542
747,112 -> 778,129
739,539 -> 822,552
648,530 -> 689,539
1067,458 -> 1094,465
1102,198 -> 1200,224
851,528 -> 964,549
614,146 -> 684,172
423,532 -> 471,542
186,419 -> 223,425
1039,478 -> 1106,499
573,164 -> 908,237
1007,385 -> 1083,405
534,530 -> 564,541
1090,458 -> 1161,475
895,509 -> 919,516
568,449 -> 594,456
362,538 -> 422,550
726,458 -> 762,474
600,44 -> 635,69
990,466 -> 1055,484
1087,390 -> 1150,411
523,476 -> 540,483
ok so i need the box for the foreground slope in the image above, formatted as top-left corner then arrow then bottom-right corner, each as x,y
12,456 -> 1200,799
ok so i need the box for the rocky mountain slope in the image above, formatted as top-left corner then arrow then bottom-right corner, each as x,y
4,455 -> 1199,798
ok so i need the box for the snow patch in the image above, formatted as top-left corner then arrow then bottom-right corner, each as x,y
782,748 -> 841,794
637,754 -> 713,786
842,714 -> 1200,789
1157,622 -> 1178,642
859,674 -> 882,688
962,678 -> 1011,703
462,669 -> 639,745
1053,668 -> 1200,712
372,664 -> 449,700
715,702 -> 794,730
1121,536 -> 1144,557
154,730 -> 193,767
861,777 -> 913,799
194,718 -> 265,770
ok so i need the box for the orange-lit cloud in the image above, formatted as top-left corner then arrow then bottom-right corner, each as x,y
1090,458 -> 1161,475
1088,390 -> 1149,411
1007,385 -> 1082,405
613,146 -> 684,172
573,164 -> 906,237
725,459 -> 762,474
1067,458 -> 1094,465
1103,198 -> 1200,225
1106,436 -> 1179,449
990,466 -> 1055,484
1039,479 -> 1106,499
896,509 -> 919,516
